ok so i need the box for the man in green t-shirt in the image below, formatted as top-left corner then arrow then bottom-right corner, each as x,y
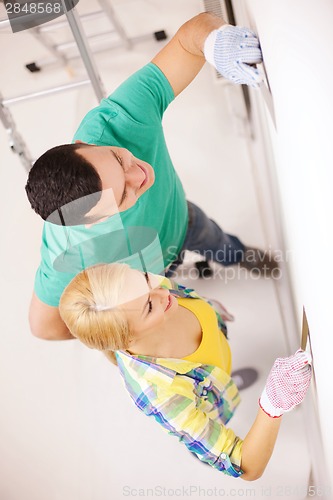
25,13 -> 277,340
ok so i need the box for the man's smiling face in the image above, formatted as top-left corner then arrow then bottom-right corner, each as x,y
76,144 -> 155,222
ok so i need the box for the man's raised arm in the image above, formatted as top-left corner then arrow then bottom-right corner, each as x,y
152,12 -> 263,97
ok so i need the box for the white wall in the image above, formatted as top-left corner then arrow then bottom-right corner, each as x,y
234,0 -> 333,491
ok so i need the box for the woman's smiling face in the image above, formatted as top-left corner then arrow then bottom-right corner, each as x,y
118,269 -> 178,340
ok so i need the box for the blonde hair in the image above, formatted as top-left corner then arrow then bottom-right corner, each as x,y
59,263 -> 132,365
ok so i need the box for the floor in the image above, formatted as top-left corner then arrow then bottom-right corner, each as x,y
0,1 -> 311,499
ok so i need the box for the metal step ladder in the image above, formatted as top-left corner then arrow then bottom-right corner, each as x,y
0,0 -> 167,171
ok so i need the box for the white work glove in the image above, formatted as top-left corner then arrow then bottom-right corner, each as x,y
204,25 -> 263,88
259,349 -> 312,418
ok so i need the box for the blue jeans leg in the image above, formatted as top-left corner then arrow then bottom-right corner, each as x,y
167,201 -> 246,276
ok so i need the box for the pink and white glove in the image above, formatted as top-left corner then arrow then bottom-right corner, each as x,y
259,349 -> 312,418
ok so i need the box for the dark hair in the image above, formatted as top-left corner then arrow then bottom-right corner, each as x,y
25,143 -> 102,225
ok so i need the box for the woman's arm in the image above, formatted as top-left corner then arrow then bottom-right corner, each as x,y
240,409 -> 282,481
116,350 -> 311,479
241,349 -> 312,480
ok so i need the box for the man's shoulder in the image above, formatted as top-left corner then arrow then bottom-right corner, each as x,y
73,63 -> 174,144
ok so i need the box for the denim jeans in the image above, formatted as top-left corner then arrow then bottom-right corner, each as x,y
166,201 -> 245,277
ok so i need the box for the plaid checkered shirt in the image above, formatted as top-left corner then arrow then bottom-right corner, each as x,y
116,279 -> 243,477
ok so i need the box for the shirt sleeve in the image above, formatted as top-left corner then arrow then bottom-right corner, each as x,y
109,63 -> 175,124
33,229 -> 67,306
73,62 -> 175,145
135,374 -> 243,477
72,63 -> 175,149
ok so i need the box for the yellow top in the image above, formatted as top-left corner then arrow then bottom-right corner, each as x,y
178,297 -> 232,374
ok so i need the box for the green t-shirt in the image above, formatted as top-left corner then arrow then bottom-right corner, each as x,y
34,63 -> 188,306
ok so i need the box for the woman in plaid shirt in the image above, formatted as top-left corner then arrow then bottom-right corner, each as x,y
59,263 -> 312,480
